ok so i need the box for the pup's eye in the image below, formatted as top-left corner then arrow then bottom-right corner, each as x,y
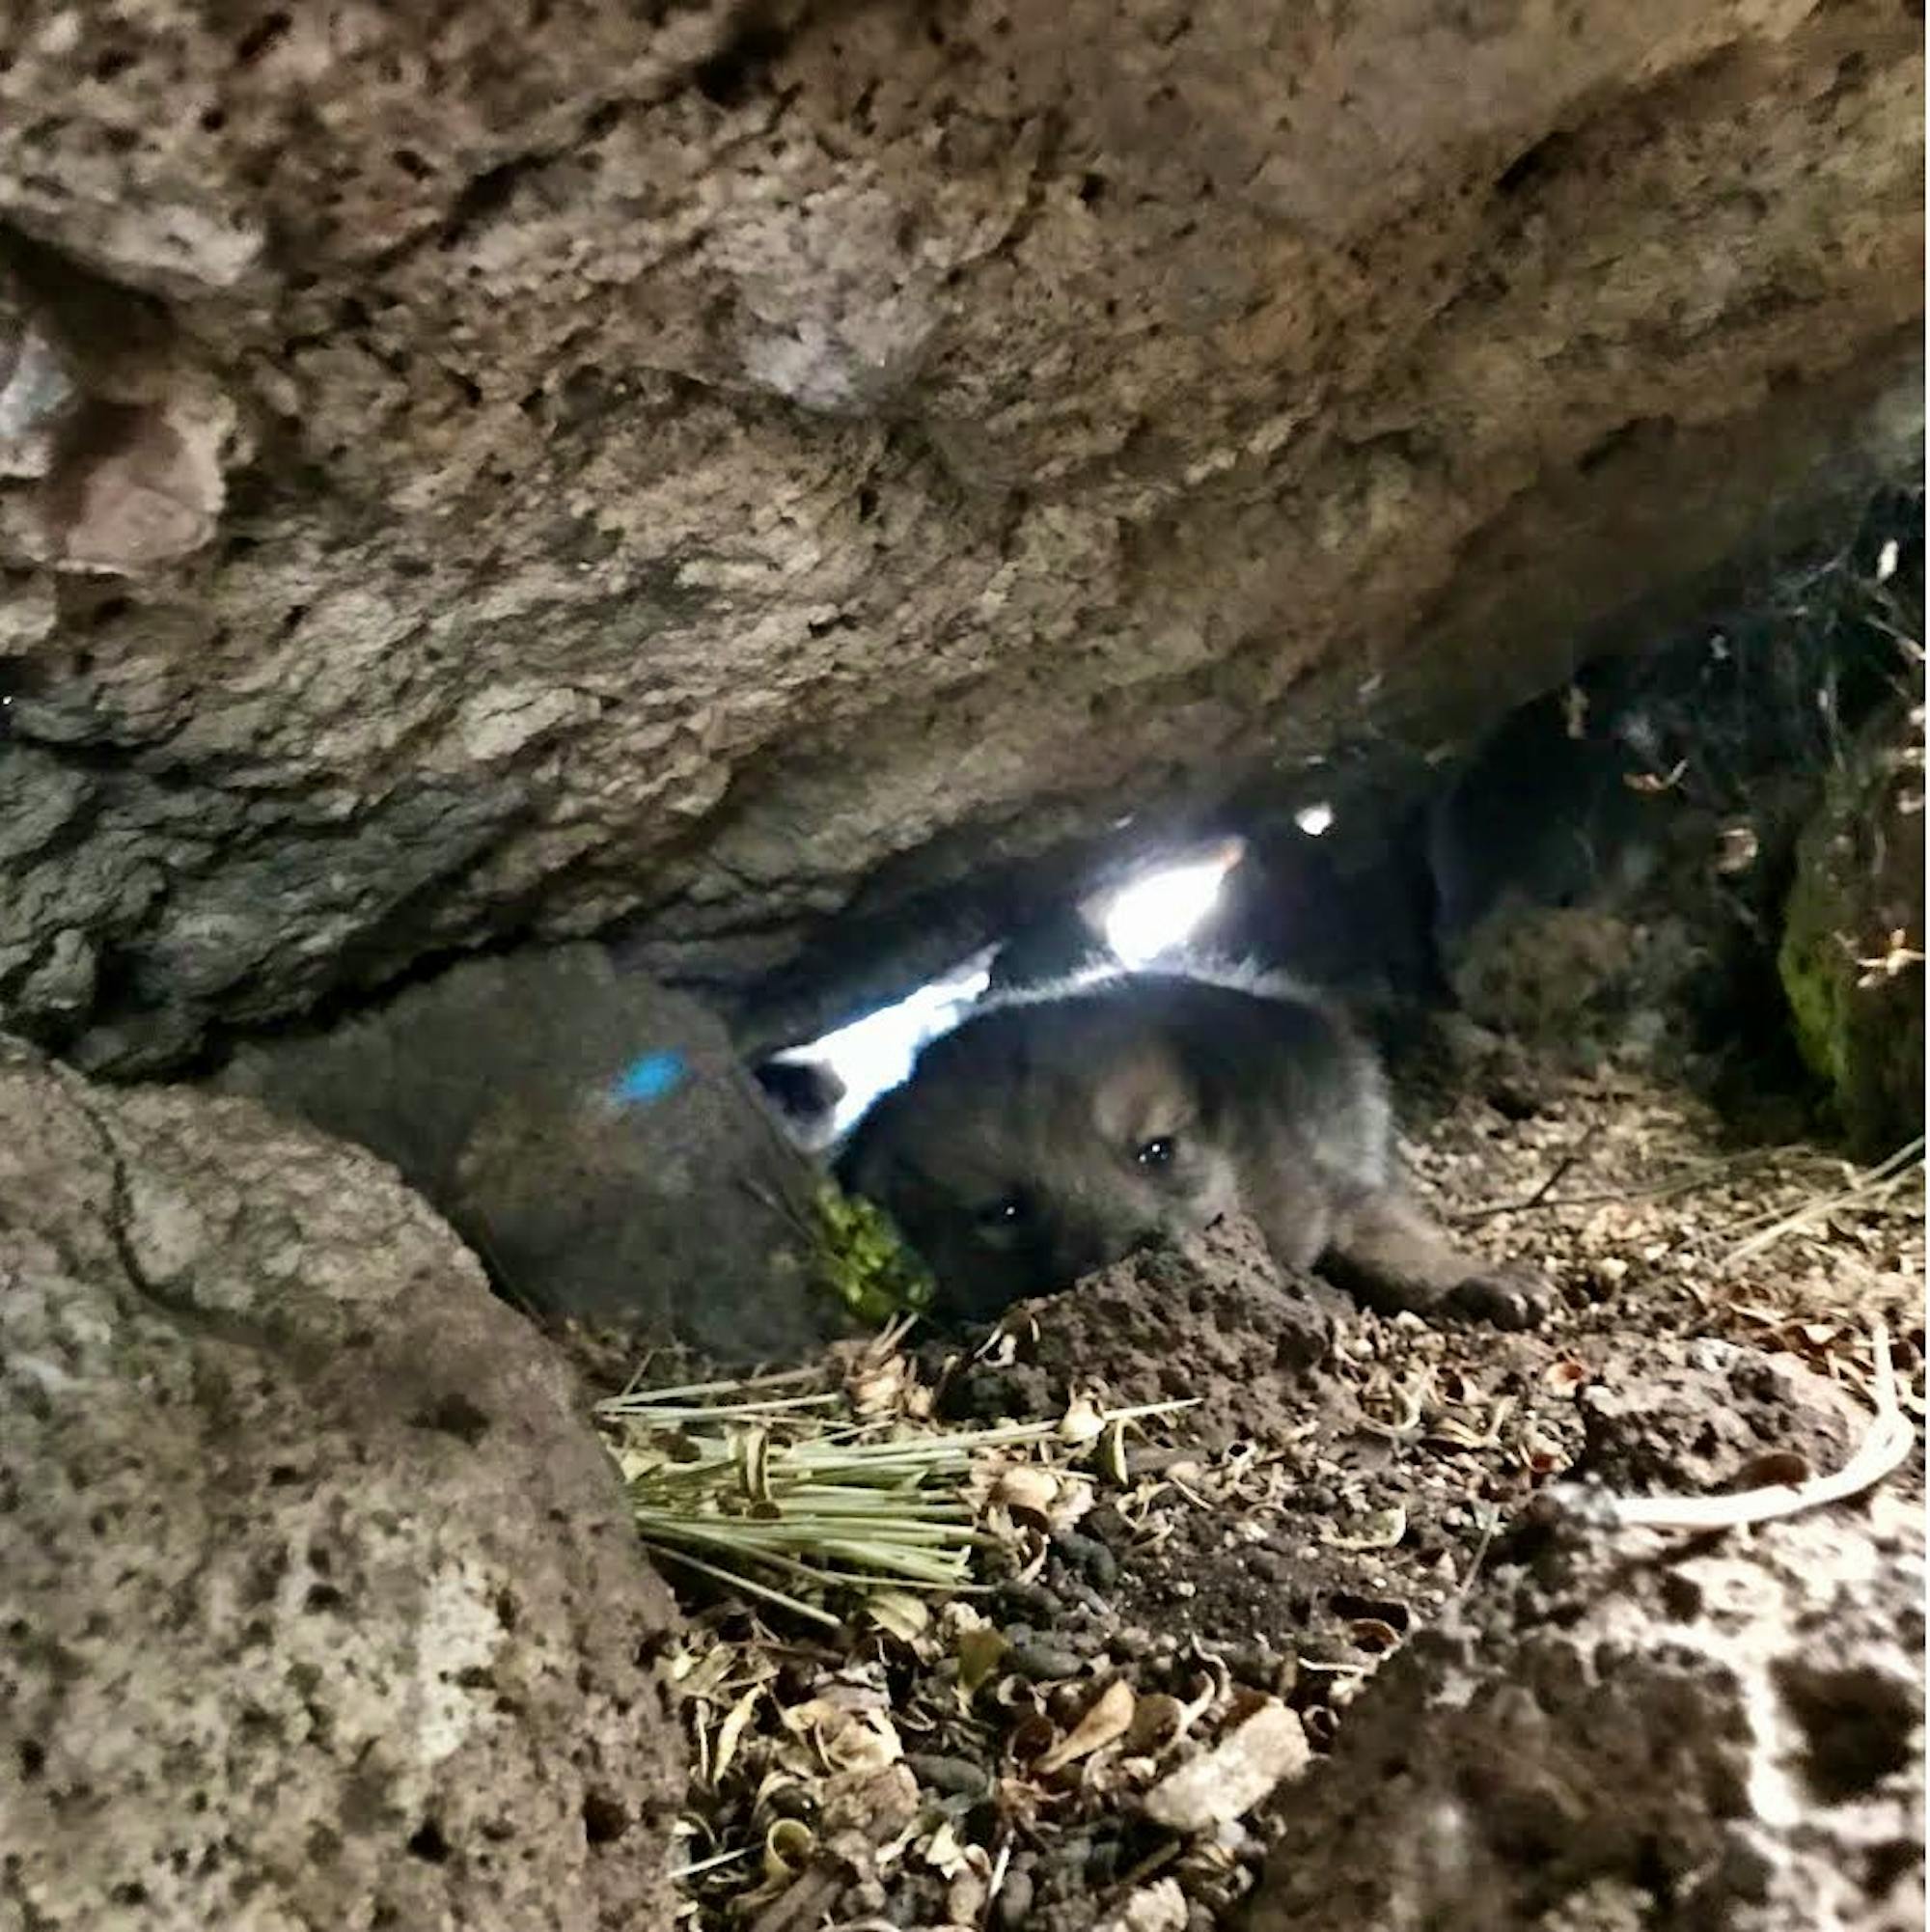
974,1195 -> 1028,1231
1136,1136 -> 1177,1169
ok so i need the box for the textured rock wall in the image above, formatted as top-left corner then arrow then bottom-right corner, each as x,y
0,1040 -> 683,1931
1246,1490 -> 1925,1932
0,0 -> 1919,1069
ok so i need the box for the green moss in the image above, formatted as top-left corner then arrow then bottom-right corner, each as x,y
807,1182 -> 934,1325
1778,869 -> 1850,1092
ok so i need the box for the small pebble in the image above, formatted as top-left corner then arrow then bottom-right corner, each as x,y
997,1581 -> 1062,1620
841,1878 -> 887,1915
1245,1548 -> 1293,1584
993,1867 -> 1035,1928
1065,1581 -> 1114,1617
1085,1836 -> 1123,1885
1012,1641 -> 1085,1681
1054,1530 -> 1120,1588
905,1753 -> 988,1797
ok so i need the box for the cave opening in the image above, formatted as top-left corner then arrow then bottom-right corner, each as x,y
754,484 -> 1923,1173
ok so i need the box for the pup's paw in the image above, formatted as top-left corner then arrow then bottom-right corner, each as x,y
1442,1267 -> 1556,1331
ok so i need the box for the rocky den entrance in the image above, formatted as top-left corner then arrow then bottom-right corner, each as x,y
1,8 -> 1924,1932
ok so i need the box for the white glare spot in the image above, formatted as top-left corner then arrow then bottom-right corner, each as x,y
800,955 -> 992,1138
1294,801 -> 1336,839
1878,538 -> 1899,582
1102,847 -> 1240,968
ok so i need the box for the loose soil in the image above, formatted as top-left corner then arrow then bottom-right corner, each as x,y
589,1016 -> 1923,1932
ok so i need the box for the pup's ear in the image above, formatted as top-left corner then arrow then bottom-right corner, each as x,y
756,1057 -> 845,1121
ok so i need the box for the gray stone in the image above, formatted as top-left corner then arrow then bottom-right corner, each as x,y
214,942 -> 848,1361
1245,1494 -> 1924,1932
0,1038 -> 683,1931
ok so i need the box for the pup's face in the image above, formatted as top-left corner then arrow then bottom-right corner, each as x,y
840,1003 -> 1241,1320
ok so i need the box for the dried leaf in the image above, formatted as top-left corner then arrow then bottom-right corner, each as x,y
1625,759 -> 1688,793
957,1626 -> 1009,1697
1715,823 -> 1759,874
1325,1504 -> 1406,1550
922,1819 -> 969,1877
989,1464 -> 1063,1520
1124,1692 -> 1187,1756
1097,1878 -> 1190,1932
1036,1679 -> 1137,1775
1060,1394 -> 1106,1445
867,1590 -> 930,1642
711,1683 -> 763,1788
1142,1701 -> 1311,1832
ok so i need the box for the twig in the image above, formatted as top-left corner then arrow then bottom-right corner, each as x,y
1541,1325 -> 1915,1533
1456,1127 -> 1601,1225
670,1844 -> 757,1883
1456,1144 -> 1793,1225
1453,1500 -> 1502,1602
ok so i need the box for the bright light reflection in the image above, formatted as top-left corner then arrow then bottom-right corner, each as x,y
1294,800 -> 1336,837
794,840 -> 1251,1138
799,955 -> 992,1139
1101,844 -> 1241,967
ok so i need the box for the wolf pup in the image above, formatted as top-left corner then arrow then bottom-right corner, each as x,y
839,964 -> 1548,1328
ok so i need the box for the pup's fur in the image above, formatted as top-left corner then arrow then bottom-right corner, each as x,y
839,961 -> 1546,1327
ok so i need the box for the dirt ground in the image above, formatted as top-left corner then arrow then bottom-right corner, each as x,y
610,1013 -> 1923,1932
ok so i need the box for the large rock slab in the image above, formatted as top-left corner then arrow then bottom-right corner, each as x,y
0,1041 -> 683,1930
0,1 -> 1918,1070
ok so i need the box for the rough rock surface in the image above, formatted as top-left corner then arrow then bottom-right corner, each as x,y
213,942 -> 848,1361
0,1040 -> 682,1931
0,0 -> 1918,1070
1245,1493 -> 1925,1932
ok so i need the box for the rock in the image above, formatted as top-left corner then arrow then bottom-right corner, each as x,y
1446,903 -> 1712,1066
1012,1642 -> 1089,1684
1143,1701 -> 1312,1834
1097,1877 -> 1191,1932
0,1 -> 1916,1071
1778,701 -> 1926,1158
0,1038 -> 682,1931
905,1753 -> 990,1798
1244,1494 -> 1924,1932
994,1864 -> 1037,1929
928,1214 -> 1336,1448
0,250 -> 240,578
1573,1341 -> 1865,1497
986,906 -> 1117,994
212,943 -> 851,1363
